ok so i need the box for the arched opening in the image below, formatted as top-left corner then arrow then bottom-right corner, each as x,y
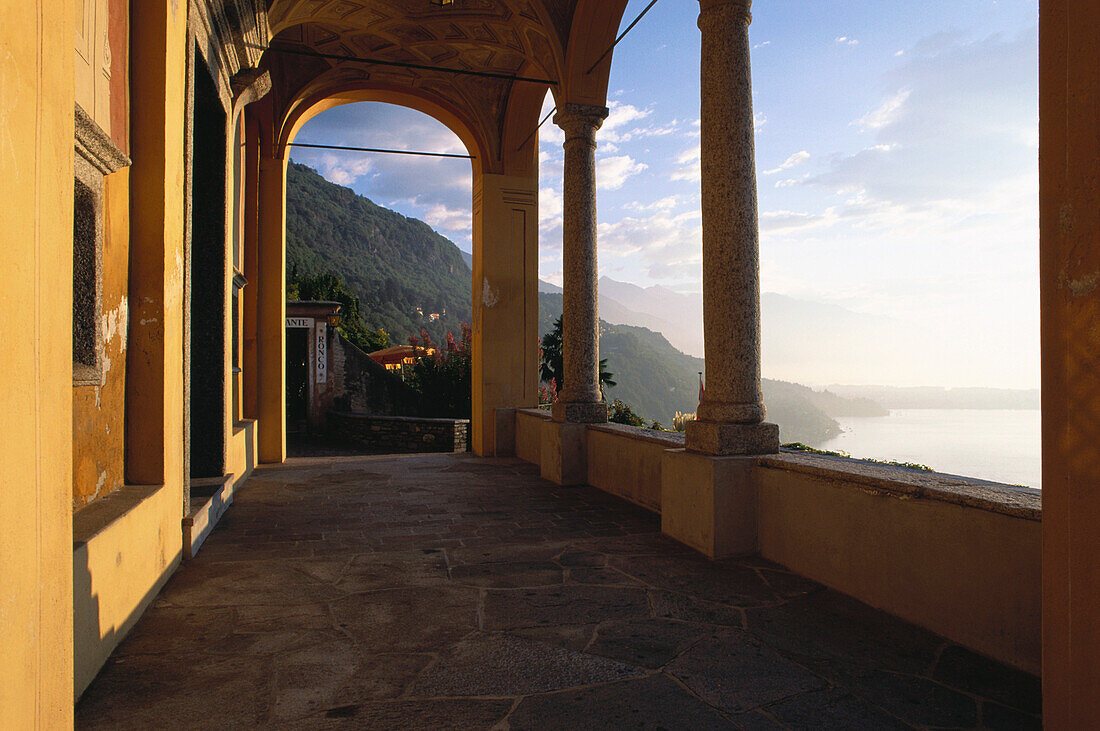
280,99 -> 478,453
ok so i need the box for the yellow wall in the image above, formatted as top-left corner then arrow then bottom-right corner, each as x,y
587,424 -> 669,512
0,1 -> 76,726
1039,0 -> 1100,721
73,483 -> 181,699
73,169 -> 130,508
471,173 -> 540,455
756,464 -> 1041,675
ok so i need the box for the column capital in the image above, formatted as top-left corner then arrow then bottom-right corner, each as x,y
698,0 -> 751,23
553,103 -> 609,140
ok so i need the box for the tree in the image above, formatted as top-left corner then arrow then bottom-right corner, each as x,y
608,399 -> 646,427
288,268 -> 390,352
407,324 -> 472,419
539,316 -> 615,396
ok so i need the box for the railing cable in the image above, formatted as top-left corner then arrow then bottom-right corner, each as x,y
287,142 -> 473,159
586,0 -> 662,75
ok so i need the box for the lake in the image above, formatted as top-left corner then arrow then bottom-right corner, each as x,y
814,409 -> 1041,489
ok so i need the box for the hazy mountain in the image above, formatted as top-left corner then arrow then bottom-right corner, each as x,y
538,293 -> 875,444
285,163 -> 871,443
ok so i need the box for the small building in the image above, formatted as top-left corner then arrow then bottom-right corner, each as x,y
368,344 -> 436,372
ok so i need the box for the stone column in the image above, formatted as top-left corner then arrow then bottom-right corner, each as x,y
686,0 -> 778,455
552,103 -> 609,424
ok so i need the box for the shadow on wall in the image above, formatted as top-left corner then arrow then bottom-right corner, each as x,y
72,483 -> 183,701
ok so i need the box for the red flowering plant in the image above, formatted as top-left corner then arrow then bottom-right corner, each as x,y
406,323 -> 472,418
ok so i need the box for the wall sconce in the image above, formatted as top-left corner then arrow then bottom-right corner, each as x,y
429,0 -> 454,7
327,314 -> 341,327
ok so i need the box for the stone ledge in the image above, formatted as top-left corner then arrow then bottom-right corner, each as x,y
74,483 -> 166,548
517,407 -> 552,420
760,451 -> 1041,521
589,422 -> 686,448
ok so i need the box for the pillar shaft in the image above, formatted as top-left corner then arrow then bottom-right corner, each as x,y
686,0 -> 778,455
552,103 -> 608,423
257,154 -> 286,463
471,172 -> 540,455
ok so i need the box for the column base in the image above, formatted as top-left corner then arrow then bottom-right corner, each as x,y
685,420 -> 779,456
661,448 -> 760,558
551,401 -> 608,424
540,420 -> 589,485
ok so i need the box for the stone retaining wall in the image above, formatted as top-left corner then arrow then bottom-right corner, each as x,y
328,411 -> 469,454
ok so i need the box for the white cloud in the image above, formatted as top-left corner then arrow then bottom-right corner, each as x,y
763,150 -> 810,175
538,186 -> 562,229
669,145 -> 701,183
835,36 -> 860,46
315,153 -> 373,186
754,40 -> 771,49
857,89 -> 911,131
597,155 -> 648,190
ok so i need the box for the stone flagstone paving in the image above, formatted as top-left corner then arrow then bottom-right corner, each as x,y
76,453 -> 1040,729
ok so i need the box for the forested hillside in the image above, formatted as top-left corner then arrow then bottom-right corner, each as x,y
285,162 -> 472,343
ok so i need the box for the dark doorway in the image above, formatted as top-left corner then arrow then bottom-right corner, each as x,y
189,48 -> 227,479
286,328 -> 309,434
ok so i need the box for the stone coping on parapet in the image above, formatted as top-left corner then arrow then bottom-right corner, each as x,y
588,421 -> 687,448
761,450 -> 1041,521
73,483 -> 167,548
517,407 -> 552,419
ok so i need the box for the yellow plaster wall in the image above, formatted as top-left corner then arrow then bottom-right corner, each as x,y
586,424 -> 670,512
0,2 -> 76,726
515,409 -> 548,464
756,466 -> 1041,675
471,173 -> 540,455
257,151 -> 287,463
73,483 -> 181,700
1039,0 -> 1100,720
229,419 -> 258,485
73,169 -> 130,508
126,0 -> 187,491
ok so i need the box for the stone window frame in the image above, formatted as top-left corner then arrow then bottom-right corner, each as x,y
73,104 -> 129,385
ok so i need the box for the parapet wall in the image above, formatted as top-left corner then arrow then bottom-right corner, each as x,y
508,411 -> 1042,675
328,411 -> 469,454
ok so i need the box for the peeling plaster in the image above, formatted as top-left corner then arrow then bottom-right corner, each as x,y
102,296 -> 128,353
482,277 -> 499,308
1066,271 -> 1099,298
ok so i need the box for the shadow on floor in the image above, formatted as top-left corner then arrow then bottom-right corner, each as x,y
76,453 -> 1041,730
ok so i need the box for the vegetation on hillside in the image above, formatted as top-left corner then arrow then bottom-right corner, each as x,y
288,268 -> 390,353
285,162 -> 472,344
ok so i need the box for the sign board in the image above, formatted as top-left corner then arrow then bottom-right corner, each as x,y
286,317 -> 311,328
315,321 -> 327,384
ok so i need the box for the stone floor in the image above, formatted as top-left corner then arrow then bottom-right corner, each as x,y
76,453 -> 1040,730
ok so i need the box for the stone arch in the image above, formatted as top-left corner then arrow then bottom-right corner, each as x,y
559,0 -> 631,105
278,83 -> 490,175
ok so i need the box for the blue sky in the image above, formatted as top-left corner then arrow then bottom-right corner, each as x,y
291,0 -> 1039,389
